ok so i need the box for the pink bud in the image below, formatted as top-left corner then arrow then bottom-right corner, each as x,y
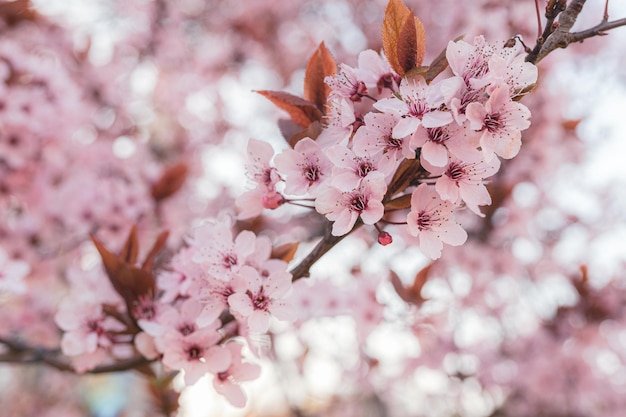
377,231 -> 393,246
262,192 -> 284,209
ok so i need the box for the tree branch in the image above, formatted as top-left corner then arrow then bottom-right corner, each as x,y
0,336 -> 153,374
527,0 -> 626,64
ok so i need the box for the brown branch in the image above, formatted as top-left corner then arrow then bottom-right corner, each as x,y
289,223 -> 356,281
527,0 -> 626,64
0,336 -> 153,374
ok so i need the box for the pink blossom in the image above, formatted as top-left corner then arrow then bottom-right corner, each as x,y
191,221 -> 257,281
411,123 -> 481,167
354,49 -> 399,95
315,172 -> 387,236
316,98 -> 358,146
236,138 -> 283,219
55,300 -> 125,358
428,156 -> 501,216
274,137 -> 332,195
352,112 -> 412,173
325,144 -> 393,190
326,63 -> 368,102
212,341 -> 261,407
374,76 -> 453,138
160,328 -> 230,385
466,84 -> 531,161
228,265 -> 295,333
406,183 -> 467,259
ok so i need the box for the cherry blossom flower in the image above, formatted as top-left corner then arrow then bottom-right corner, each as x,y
228,265 -> 295,333
236,138 -> 283,219
316,98 -> 360,147
160,328 -> 230,385
354,49 -> 399,95
274,137 -> 332,195
411,123 -> 481,167
374,76 -> 453,139
191,221 -> 257,281
466,84 -> 531,161
326,63 -> 368,102
55,300 -> 126,359
315,172 -> 387,236
325,144 -> 393,190
212,341 -> 262,407
426,156 -> 501,216
407,183 -> 467,259
352,112 -> 412,173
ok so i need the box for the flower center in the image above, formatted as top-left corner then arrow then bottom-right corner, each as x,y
484,113 -> 503,132
349,193 -> 367,213
446,162 -> 467,181
428,127 -> 449,144
356,160 -> 374,177
303,164 -> 321,183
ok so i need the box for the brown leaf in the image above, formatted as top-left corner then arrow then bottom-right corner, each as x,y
120,225 -> 139,265
414,17 -> 426,68
382,0 -> 426,75
91,228 -> 168,318
257,90 -> 322,127
288,120 -> 323,148
390,264 -> 434,305
271,242 -> 300,263
151,162 -> 189,202
0,0 -> 38,26
142,230 -> 170,271
304,42 -> 337,114
397,16 -> 417,74
384,194 -> 412,211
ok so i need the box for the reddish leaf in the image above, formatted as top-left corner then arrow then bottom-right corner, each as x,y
91,228 -> 169,319
287,120 -> 323,148
382,0 -> 412,75
382,0 -> 426,75
384,193 -> 412,211
271,242 -> 300,263
151,162 -> 188,202
257,90 -> 322,127
397,15 -> 418,74
120,225 -> 139,265
142,230 -> 170,271
304,42 -> 337,114
390,263 -> 434,306
0,0 -> 38,26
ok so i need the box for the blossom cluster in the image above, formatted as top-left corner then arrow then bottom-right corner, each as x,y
238,35 -> 537,259
48,34 -> 538,409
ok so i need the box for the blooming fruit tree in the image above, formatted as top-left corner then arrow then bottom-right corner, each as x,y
1,0 -> 626,416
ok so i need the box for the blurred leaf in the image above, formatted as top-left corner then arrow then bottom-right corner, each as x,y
384,194 -> 412,211
390,263 -> 434,305
257,90 -> 322,127
288,120 -> 323,148
304,42 -> 336,114
0,0 -> 37,26
142,231 -> 170,271
271,242 -> 300,263
91,228 -> 169,322
151,162 -> 189,202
